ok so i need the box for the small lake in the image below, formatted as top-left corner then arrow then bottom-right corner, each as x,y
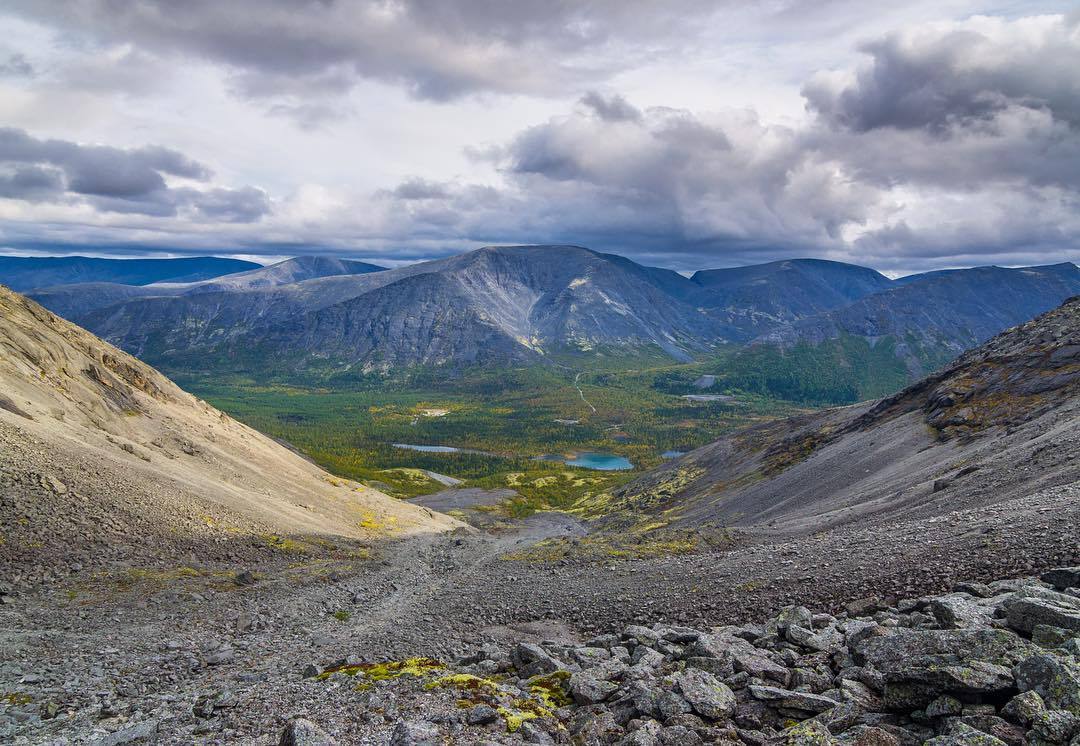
393,443 -> 634,471
661,450 -> 685,459
392,443 -> 492,455
536,452 -> 634,471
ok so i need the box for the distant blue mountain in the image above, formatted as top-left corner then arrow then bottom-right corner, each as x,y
0,255 -> 260,291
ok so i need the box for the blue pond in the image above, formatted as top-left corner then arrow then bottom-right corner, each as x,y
537,452 -> 633,471
660,450 -> 685,459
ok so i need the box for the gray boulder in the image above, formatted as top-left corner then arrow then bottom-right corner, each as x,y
674,669 -> 736,720
1001,690 -> 1046,725
279,719 -> 337,746
924,722 -> 1008,746
749,684 -> 839,714
1030,710 -> 1080,743
569,671 -> 619,705
512,643 -> 562,677
1013,654 -> 1080,714
855,628 -> 1034,702
389,721 -> 440,746
1042,567 -> 1080,591
1003,588 -> 1080,634
931,594 -> 994,629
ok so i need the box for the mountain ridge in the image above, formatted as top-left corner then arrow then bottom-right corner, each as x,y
0,255 -> 259,291
23,246 -> 1080,381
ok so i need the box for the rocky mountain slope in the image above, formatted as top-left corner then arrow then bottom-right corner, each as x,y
590,295 -> 1079,535
760,262 -> 1080,375
25,246 -> 1080,377
0,255 -> 257,291
689,258 -> 894,340
0,284 -> 458,576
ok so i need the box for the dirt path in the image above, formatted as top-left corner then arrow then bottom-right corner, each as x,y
573,371 -> 598,414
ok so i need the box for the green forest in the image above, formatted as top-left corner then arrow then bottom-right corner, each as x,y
171,335 -> 929,514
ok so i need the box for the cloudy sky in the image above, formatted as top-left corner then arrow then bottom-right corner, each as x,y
0,1 -> 1078,274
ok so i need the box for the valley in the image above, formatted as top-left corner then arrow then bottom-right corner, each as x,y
169,361 -> 803,513
1,258 -> 1078,745
4,4 -> 1080,743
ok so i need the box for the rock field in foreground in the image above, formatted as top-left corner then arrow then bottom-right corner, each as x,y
271,567 -> 1080,745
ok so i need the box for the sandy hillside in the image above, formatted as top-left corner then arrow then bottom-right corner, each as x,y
0,284 -> 459,560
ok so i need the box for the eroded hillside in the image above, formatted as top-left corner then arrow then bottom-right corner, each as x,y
0,285 -> 459,577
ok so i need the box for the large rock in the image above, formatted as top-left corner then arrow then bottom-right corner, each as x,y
931,594 -> 994,629
1002,588 -> 1080,634
1030,710 -> 1080,743
856,629 -> 1035,707
389,721 -> 440,746
569,672 -> 619,705
1041,567 -> 1080,591
776,719 -> 837,745
279,719 -> 337,746
924,722 -> 1008,746
512,642 -> 562,677
674,669 -> 736,720
749,685 -> 839,714
774,606 -> 814,634
1013,654 -> 1080,714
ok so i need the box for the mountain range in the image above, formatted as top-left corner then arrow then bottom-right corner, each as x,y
11,246 -> 1080,382
0,255 -> 258,291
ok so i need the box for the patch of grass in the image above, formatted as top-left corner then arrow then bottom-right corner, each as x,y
526,671 -> 573,708
262,534 -> 310,553
316,657 -> 445,684
331,609 -> 350,622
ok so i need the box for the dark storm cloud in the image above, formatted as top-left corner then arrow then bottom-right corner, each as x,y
4,0 -> 723,103
804,15 -> 1080,132
0,165 -> 63,200
0,128 -> 269,222
379,13 -> 1080,272
184,186 -> 272,223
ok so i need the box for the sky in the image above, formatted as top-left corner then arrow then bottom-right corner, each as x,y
0,1 -> 1078,274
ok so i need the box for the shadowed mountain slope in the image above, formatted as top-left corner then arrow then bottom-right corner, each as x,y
759,263 -> 1080,375
587,295 -> 1080,534
690,258 -> 894,339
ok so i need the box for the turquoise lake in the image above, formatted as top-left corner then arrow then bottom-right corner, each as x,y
537,452 -> 634,470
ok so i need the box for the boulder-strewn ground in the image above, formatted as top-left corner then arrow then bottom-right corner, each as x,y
0,477 -> 1076,744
